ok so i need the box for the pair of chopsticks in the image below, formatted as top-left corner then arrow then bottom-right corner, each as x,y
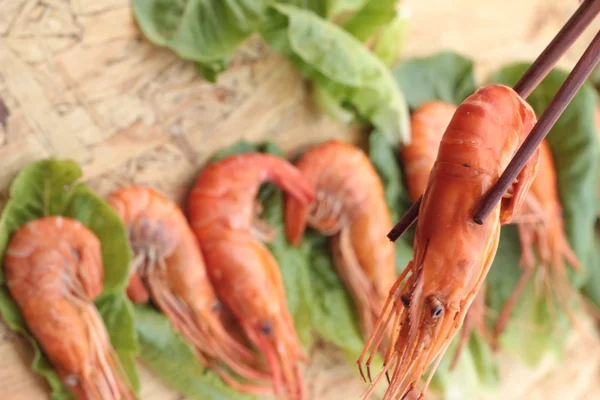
388,0 -> 600,242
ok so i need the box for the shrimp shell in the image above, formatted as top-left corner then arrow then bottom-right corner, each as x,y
188,152 -> 315,400
107,186 -> 274,396
400,100 -> 492,369
284,140 -> 397,343
4,216 -> 135,400
359,84 -> 540,400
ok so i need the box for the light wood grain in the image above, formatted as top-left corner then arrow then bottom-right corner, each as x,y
1,0 -> 600,399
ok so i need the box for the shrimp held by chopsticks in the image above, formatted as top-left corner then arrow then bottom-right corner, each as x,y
4,216 -> 135,400
284,140 -> 397,343
494,139 -> 582,344
107,186 -> 273,396
401,100 -> 493,369
188,152 -> 315,400
359,85 -> 540,400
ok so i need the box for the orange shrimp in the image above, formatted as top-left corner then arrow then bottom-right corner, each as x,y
283,140 -> 397,344
401,101 -> 458,203
106,186 -> 274,396
358,84 -> 540,400
187,152 -> 315,400
401,100 -> 492,369
494,139 -> 581,344
3,216 -> 135,400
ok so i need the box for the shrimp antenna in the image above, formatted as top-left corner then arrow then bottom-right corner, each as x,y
388,0 -> 600,241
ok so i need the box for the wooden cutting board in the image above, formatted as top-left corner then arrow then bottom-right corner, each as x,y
1,0 -> 600,399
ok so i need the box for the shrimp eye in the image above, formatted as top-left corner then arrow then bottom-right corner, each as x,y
211,301 -> 222,312
431,305 -> 444,319
260,321 -> 272,335
400,293 -> 411,308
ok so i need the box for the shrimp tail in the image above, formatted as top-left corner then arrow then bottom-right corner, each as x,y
284,193 -> 310,247
265,156 -> 315,207
332,228 -> 384,342
78,303 -> 135,400
246,324 -> 305,400
145,265 -> 272,386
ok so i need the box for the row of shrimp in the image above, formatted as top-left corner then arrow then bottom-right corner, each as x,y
3,86 -> 579,400
354,84 -> 582,400
3,153 -> 315,399
108,152 -> 317,399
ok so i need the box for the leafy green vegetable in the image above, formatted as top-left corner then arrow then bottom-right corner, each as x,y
261,4 -> 411,145
312,84 -> 356,124
368,130 -> 414,270
392,51 -> 477,110
0,159 -> 139,399
371,6 -> 410,67
304,233 -> 365,358
583,227 -> 600,309
132,0 -> 273,82
340,0 -> 397,42
487,64 -> 599,364
589,64 -> 600,90
134,305 -> 261,400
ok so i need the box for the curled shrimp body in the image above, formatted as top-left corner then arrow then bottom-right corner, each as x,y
106,186 -> 272,396
284,140 -> 397,342
400,100 -> 491,369
4,216 -> 135,400
495,140 -> 581,343
188,152 -> 315,400
359,85 -> 540,400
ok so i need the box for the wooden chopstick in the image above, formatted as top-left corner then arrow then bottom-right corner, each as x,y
513,0 -> 600,98
473,28 -> 600,224
387,0 -> 600,242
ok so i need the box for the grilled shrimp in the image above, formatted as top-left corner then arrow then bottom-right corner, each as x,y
494,139 -> 581,343
358,84 -> 540,400
188,152 -> 315,400
284,140 -> 397,343
401,100 -> 492,369
107,186 -> 273,396
3,216 -> 135,400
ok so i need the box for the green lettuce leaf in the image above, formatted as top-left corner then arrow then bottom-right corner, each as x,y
487,64 -> 599,364
312,84 -> 356,124
340,0 -> 397,42
134,305 -> 261,400
392,51 -> 477,110
0,159 -> 139,399
261,4 -> 411,145
583,228 -> 600,309
132,0 -> 274,82
367,130 -> 414,271
371,5 -> 410,67
589,64 -> 600,90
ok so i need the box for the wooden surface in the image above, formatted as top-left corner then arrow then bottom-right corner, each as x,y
1,0 -> 600,399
